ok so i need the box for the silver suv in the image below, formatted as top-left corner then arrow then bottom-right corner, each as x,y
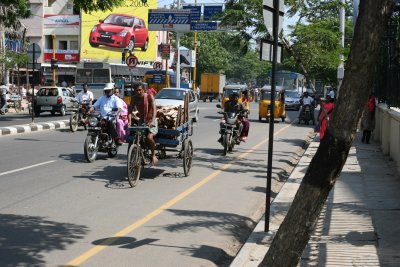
34,87 -> 76,116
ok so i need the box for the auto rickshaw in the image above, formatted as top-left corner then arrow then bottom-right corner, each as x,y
259,86 -> 286,122
221,84 -> 251,114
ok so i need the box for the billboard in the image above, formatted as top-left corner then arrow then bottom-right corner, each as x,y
80,0 -> 157,65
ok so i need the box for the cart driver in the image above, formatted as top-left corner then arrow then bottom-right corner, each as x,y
128,83 -> 158,166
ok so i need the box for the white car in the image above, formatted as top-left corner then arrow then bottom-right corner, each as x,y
155,88 -> 199,122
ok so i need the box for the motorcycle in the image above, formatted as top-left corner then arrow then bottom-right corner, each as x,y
298,104 -> 315,125
217,104 -> 247,156
70,99 -> 90,132
84,109 -> 119,162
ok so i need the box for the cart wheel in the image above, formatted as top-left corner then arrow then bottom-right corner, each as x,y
127,144 -> 142,187
183,139 -> 193,176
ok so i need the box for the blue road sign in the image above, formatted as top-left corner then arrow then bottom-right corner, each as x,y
191,22 -> 218,31
148,10 -> 190,24
183,5 -> 201,21
203,6 -> 223,21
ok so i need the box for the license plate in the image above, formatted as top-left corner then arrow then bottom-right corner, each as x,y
41,106 -> 52,111
101,34 -> 111,38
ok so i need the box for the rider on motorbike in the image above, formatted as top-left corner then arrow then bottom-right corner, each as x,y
298,91 -> 315,121
76,83 -> 94,104
88,83 -> 122,145
218,92 -> 248,143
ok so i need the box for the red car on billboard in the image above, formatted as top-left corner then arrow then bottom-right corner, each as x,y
89,13 -> 149,51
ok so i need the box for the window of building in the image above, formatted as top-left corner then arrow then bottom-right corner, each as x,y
70,41 -> 78,50
59,40 -> 68,50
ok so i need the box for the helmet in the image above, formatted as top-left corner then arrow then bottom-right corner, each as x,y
103,83 -> 114,90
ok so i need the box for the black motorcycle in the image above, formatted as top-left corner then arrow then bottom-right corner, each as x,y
70,99 -> 90,132
84,110 -> 119,162
217,104 -> 246,155
298,104 -> 315,125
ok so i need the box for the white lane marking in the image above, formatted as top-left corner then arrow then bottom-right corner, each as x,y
0,160 -> 56,177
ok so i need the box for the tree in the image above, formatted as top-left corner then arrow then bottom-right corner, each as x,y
259,1 -> 395,266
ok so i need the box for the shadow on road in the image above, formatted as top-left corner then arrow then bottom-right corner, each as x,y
0,214 -> 88,267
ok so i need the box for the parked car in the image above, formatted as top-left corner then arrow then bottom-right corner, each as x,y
155,88 -> 199,122
34,87 -> 76,116
89,13 -> 149,51
285,90 -> 302,111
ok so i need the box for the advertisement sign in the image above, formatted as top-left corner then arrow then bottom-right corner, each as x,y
81,0 -> 157,64
44,15 -> 80,27
44,49 -> 80,62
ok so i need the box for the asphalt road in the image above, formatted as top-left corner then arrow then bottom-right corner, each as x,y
0,102 -> 316,266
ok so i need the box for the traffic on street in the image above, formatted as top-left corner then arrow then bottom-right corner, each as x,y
0,101 -> 316,266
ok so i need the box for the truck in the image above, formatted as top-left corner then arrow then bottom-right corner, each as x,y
199,73 -> 226,102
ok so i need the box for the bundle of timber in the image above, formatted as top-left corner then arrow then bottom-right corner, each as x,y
156,105 -> 186,129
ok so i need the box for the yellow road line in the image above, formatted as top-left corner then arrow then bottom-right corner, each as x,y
65,123 -> 292,266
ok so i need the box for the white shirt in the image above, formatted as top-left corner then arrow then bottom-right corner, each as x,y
93,94 -> 121,118
0,85 -> 7,95
76,90 -> 94,103
328,90 -> 335,98
302,96 -> 313,105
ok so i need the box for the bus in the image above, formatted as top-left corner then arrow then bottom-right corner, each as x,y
75,62 -> 153,100
267,71 -> 306,93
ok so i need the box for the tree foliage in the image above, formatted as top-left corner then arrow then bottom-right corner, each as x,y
219,0 -> 354,85
73,0 -> 125,13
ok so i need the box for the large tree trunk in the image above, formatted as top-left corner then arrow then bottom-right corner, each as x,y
259,1 -> 395,266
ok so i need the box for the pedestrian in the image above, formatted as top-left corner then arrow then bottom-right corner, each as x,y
0,82 -> 8,115
360,93 -> 376,144
319,95 -> 335,141
147,86 -> 157,96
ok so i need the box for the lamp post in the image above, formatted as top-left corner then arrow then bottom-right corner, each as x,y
262,0 -> 284,232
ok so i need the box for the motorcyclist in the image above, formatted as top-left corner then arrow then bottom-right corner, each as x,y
88,83 -> 122,145
75,83 -> 94,113
218,92 -> 248,143
76,83 -> 94,104
298,91 -> 315,121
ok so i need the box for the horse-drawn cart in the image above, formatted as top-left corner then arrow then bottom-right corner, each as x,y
125,94 -> 194,187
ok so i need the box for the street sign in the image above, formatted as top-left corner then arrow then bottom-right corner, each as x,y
183,5 -> 201,21
27,63 -> 41,70
263,0 -> 284,36
153,61 -> 162,72
148,9 -> 191,32
161,44 -> 170,59
191,22 -> 218,31
27,43 -> 41,61
203,6 -> 223,21
126,55 -> 138,69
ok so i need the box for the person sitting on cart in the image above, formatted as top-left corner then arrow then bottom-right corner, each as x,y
128,83 -> 158,166
218,92 -> 249,143
298,91 -> 315,120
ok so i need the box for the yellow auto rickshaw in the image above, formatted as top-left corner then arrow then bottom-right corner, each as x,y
221,84 -> 251,114
259,86 -> 286,122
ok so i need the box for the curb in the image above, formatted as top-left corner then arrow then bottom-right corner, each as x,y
230,140 -> 319,266
0,120 -> 69,136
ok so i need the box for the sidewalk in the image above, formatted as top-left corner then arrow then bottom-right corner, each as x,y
0,105 -> 69,136
231,133 -> 400,266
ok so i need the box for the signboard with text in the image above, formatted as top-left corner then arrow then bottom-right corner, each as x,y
148,9 -> 191,32
203,6 -> 223,21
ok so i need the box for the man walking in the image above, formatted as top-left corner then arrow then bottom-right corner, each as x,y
0,82 -> 8,115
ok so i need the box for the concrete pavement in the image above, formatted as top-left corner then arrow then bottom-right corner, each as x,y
231,132 -> 400,266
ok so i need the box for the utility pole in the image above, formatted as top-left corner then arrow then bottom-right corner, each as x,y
176,0 -> 181,88
337,0 -> 345,94
52,34 -> 56,86
192,0 -> 198,91
353,0 -> 360,31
